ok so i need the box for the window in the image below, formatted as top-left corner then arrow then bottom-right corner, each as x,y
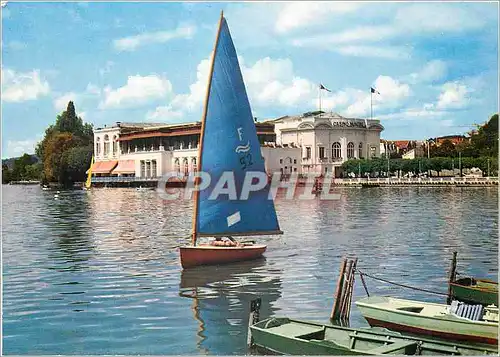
175,158 -> 180,173
140,160 -> 145,177
96,137 -> 101,156
293,159 -> 297,164
113,135 -> 118,156
183,158 -> 189,175
192,158 -> 197,173
104,135 -> 110,156
279,159 -> 283,164
359,143 -> 363,159
332,142 -> 341,158
347,142 -> 354,158
305,147 -> 311,159
319,146 -> 325,159
294,167 -> 297,172
152,160 -> 157,177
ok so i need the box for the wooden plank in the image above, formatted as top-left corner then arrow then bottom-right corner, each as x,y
330,258 -> 347,320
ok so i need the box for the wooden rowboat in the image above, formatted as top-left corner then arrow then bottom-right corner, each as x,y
355,296 -> 498,345
450,277 -> 498,306
249,317 -> 498,355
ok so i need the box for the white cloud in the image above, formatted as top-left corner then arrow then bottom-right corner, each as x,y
395,4 -> 487,33
54,92 -> 78,111
4,138 -> 40,158
170,56 -> 212,113
437,82 -> 469,109
409,60 -> 447,83
292,26 -> 397,47
99,61 -> 114,77
4,40 -> 27,50
100,74 -> 173,109
113,24 -> 196,51
339,76 -> 410,117
335,45 -> 411,60
86,83 -> 101,95
275,2 -> 360,34
146,105 -> 184,122
1,68 -> 50,102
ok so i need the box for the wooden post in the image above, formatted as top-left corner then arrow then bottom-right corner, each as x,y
330,258 -> 347,321
339,259 -> 353,320
247,298 -> 262,348
345,258 -> 358,321
447,251 -> 458,305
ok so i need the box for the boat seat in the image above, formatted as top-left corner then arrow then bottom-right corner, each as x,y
370,340 -> 419,354
450,300 -> 484,321
266,322 -> 325,339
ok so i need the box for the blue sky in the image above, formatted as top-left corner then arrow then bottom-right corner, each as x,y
1,1 -> 498,158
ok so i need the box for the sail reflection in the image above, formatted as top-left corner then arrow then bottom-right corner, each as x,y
179,258 -> 283,355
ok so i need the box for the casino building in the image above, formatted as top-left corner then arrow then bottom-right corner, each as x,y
91,111 -> 383,179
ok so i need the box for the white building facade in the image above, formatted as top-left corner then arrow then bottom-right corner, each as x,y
270,111 -> 384,177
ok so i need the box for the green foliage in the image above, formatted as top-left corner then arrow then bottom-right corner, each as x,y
1,155 -> 41,183
36,101 -> 94,186
342,156 -> 497,177
61,145 -> 93,185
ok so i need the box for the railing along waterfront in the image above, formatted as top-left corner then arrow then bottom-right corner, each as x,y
333,177 -> 499,185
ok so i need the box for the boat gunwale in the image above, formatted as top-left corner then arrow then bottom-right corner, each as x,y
250,317 -> 499,354
450,281 -> 499,294
179,244 -> 267,250
355,297 -> 498,327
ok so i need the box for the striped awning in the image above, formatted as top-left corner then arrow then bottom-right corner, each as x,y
112,160 -> 135,174
91,161 -> 118,174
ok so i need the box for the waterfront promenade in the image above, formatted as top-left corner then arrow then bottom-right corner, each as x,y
86,175 -> 499,188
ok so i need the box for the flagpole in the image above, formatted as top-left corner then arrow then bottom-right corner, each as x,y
370,89 -> 373,121
319,85 -> 322,112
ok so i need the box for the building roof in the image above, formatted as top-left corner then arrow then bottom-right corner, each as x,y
115,121 -> 275,141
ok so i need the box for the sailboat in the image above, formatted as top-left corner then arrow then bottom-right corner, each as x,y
84,155 -> 94,190
179,12 -> 283,269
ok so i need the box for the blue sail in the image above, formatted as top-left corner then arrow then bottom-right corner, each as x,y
195,16 -> 282,237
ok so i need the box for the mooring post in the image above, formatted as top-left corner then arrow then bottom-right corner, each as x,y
345,258 -> 358,321
331,258 -> 347,321
247,297 -> 262,349
339,259 -> 353,321
447,251 -> 458,305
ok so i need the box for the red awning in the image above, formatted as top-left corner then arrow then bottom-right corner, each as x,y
112,160 -> 135,174
92,160 -> 118,174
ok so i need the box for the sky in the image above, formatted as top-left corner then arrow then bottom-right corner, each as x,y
1,1 -> 499,158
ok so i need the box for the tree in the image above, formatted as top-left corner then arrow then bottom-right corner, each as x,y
2,164 -> 12,184
37,101 -> 94,186
42,133 -> 81,184
61,145 -> 93,184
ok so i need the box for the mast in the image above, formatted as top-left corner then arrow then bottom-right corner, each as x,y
191,11 -> 225,246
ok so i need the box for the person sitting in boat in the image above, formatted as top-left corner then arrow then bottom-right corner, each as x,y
210,236 -> 243,247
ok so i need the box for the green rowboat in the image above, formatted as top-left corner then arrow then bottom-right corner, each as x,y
249,317 -> 498,355
355,296 -> 498,346
450,277 -> 498,306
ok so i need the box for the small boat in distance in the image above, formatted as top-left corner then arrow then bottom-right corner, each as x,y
355,296 -> 498,345
178,12 -> 283,269
449,276 -> 498,306
249,317 -> 498,355
84,155 -> 94,190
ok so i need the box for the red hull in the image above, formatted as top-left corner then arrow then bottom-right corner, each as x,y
179,244 -> 267,269
365,317 -> 498,345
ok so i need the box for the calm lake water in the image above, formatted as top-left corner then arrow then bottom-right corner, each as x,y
2,185 -> 498,355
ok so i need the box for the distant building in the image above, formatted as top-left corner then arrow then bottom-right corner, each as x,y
434,135 -> 467,146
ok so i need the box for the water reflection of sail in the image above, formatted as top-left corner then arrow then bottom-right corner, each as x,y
179,259 -> 282,355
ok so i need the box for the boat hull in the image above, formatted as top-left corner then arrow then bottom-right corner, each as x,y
450,278 -> 498,306
249,317 -> 498,355
356,296 -> 498,346
179,244 -> 266,269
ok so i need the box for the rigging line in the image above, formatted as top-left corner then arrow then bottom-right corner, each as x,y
356,269 -> 449,297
